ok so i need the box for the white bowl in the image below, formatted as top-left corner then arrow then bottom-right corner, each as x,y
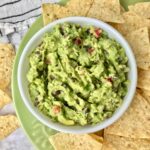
18,17 -> 137,134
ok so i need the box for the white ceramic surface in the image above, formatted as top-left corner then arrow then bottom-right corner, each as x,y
18,17 -> 137,134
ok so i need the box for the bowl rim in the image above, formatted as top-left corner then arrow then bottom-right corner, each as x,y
18,16 -> 137,134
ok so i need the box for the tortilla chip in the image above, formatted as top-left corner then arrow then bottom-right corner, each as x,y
104,92 -> 150,138
103,134 -> 150,150
125,27 -> 150,70
87,0 -> 124,23
138,88 -> 150,104
128,2 -> 150,19
136,55 -> 150,70
113,11 -> 150,36
42,4 -> 72,26
66,0 -> 94,16
125,27 -> 150,55
0,115 -> 19,140
138,68 -> 150,91
0,89 -> 11,109
0,43 -> 15,90
42,0 -> 94,26
49,133 -> 103,150
90,133 -> 103,143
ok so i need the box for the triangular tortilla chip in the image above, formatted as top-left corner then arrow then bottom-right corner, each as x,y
87,0 -> 124,23
0,89 -> 11,109
128,2 -> 150,19
103,134 -> 150,150
138,68 -> 150,91
49,133 -> 103,150
0,115 -> 19,140
104,92 -> 150,138
0,43 -> 15,90
66,0 -> 94,16
113,11 -> 150,36
42,4 -> 72,26
125,27 -> 150,55
125,27 -> 150,70
42,0 -> 93,26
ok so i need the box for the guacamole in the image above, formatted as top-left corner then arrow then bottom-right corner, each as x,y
27,23 -> 129,126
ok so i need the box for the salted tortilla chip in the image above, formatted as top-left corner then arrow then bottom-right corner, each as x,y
113,11 -> 150,36
103,134 -> 150,150
49,133 -> 103,150
136,54 -> 150,70
0,89 -> 11,109
87,0 -> 124,23
66,0 -> 93,16
125,27 -> 150,55
42,4 -> 72,26
125,27 -> 150,70
0,43 -> 15,90
0,115 -> 19,140
42,0 -> 93,26
104,92 -> 150,138
138,68 -> 150,91
123,11 -> 150,27
128,2 -> 150,19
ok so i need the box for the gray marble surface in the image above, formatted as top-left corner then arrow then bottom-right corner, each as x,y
0,128 -> 34,150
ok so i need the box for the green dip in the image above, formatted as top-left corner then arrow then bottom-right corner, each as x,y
27,23 -> 129,126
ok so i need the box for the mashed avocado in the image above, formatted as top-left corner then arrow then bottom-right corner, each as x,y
27,23 -> 129,126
